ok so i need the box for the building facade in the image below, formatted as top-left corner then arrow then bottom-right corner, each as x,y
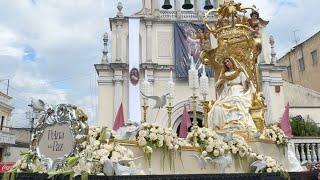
0,91 -> 15,163
278,31 -> 320,92
95,0 -> 286,131
277,31 -> 320,122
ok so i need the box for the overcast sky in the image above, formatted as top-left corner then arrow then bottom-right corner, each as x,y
0,0 -> 319,127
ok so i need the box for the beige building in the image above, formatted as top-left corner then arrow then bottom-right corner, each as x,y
278,31 -> 320,92
277,31 -> 320,122
0,91 -> 15,162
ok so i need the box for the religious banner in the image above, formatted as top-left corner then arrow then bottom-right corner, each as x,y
174,22 -> 213,78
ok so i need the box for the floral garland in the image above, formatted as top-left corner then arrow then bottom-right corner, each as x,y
263,124 -> 289,148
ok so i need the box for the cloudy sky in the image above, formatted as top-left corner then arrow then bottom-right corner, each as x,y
0,0 -> 319,127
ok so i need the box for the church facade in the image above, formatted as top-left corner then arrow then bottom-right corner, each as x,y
95,0 -> 286,131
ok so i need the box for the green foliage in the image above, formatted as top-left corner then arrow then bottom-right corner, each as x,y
290,115 -> 320,136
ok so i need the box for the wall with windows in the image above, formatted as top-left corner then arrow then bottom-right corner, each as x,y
278,31 -> 320,92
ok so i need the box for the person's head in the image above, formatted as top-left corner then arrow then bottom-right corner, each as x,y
223,58 -> 235,71
250,11 -> 259,20
197,28 -> 204,34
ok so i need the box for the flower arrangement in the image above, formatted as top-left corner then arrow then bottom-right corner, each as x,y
136,123 -> 180,151
252,154 -> 289,179
4,127 -> 142,180
263,124 -> 288,147
227,134 -> 254,158
186,127 -> 229,157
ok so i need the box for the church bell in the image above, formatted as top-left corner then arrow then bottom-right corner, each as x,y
203,0 -> 213,10
162,0 -> 172,10
182,0 -> 193,10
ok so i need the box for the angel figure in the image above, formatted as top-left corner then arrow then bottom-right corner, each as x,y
247,11 -> 268,36
208,57 -> 257,132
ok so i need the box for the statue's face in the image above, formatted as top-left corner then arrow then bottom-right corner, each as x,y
223,58 -> 234,70
252,14 -> 258,20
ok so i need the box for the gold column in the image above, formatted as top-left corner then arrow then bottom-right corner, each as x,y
142,101 -> 149,123
202,95 -> 209,128
166,102 -> 173,128
191,95 -> 198,130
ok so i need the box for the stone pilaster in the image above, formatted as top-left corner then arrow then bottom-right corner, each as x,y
146,20 -> 153,62
115,19 -> 123,62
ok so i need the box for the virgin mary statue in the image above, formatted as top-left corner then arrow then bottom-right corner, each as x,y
208,57 -> 257,131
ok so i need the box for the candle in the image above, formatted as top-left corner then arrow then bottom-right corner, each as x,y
166,69 -> 175,99
188,56 -> 199,90
200,64 -> 208,96
141,69 -> 150,96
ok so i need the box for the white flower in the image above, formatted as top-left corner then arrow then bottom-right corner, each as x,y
202,151 -> 208,156
267,168 -> 272,173
146,146 -> 153,153
199,133 -> 206,140
206,145 -> 213,152
174,145 -> 179,150
139,130 -> 147,137
168,144 -> 174,150
213,150 -> 219,156
138,137 -> 147,146
272,166 -> 278,172
195,143 -> 200,148
257,155 -> 263,160
21,162 -> 28,169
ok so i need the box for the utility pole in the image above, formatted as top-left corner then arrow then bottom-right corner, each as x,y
26,104 -> 35,142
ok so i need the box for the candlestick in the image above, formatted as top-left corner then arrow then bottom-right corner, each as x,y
166,102 -> 173,128
141,68 -> 150,123
191,95 -> 198,130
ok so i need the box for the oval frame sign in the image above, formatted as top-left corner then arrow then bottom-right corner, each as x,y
32,104 -> 88,170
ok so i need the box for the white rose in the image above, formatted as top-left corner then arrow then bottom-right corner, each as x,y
202,151 -> 208,156
206,145 -> 213,152
139,130 -> 147,137
272,166 -> 278,172
257,155 -> 263,160
21,162 -> 28,169
138,137 -> 147,146
150,133 -> 157,140
174,145 -> 179,150
267,168 -> 272,173
232,149 -> 237,154
213,150 -> 219,156
208,137 -> 214,143
168,144 -> 174,150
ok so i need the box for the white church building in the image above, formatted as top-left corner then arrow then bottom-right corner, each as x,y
95,0 -> 287,132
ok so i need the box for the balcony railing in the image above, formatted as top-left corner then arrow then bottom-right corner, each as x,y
159,10 -> 216,21
289,137 -> 320,164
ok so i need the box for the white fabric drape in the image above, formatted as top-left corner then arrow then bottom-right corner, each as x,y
129,18 -> 141,125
